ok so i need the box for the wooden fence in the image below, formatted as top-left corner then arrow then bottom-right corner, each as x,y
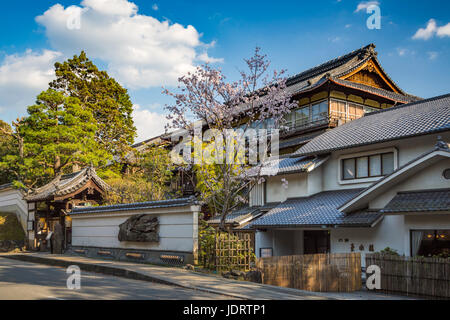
366,253 -> 450,299
256,253 -> 362,292
199,230 -> 255,272
214,232 -> 254,272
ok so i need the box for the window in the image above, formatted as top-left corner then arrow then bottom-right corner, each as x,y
330,99 -> 347,120
343,158 -> 356,180
411,230 -> 450,258
283,100 -> 328,129
342,152 -> 395,180
382,153 -> 394,175
295,107 -> 309,126
356,156 -> 369,178
348,103 -> 364,120
369,154 -> 381,176
311,101 -> 328,122
330,99 -> 379,124
260,248 -> 273,258
364,106 -> 378,114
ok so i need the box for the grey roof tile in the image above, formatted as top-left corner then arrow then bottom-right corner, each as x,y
0,183 -> 13,191
208,202 -> 281,227
294,94 -> 450,157
208,206 -> 259,224
381,189 -> 450,213
250,189 -> 382,227
330,77 -> 421,103
71,196 -> 198,215
25,166 -> 110,202
279,133 -> 322,149
249,155 -> 328,177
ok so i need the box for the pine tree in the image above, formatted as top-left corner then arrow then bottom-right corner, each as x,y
49,52 -> 136,158
10,89 -> 110,187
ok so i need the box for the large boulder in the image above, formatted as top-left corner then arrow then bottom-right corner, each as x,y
118,214 -> 159,242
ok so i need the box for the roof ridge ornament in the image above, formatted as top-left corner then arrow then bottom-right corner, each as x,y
435,136 -> 449,150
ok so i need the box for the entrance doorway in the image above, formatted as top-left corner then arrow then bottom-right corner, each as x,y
304,230 -> 330,254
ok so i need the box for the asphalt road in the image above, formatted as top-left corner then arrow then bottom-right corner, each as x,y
0,257 -> 233,300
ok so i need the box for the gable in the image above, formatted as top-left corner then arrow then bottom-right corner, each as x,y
341,59 -> 400,93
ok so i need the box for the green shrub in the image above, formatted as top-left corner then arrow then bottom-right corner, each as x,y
378,247 -> 400,256
0,212 -> 25,241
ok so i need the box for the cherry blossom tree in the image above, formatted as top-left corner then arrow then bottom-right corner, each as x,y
164,47 -> 296,230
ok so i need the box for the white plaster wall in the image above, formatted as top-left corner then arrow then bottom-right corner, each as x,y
322,132 -> 450,192
331,215 -> 405,266
265,173 -> 307,203
307,166 -> 323,196
0,188 -> 27,232
71,207 -> 199,253
255,229 -> 303,257
369,158 -> 450,209
255,230 -> 274,258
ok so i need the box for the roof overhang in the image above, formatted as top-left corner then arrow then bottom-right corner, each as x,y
340,148 -> 450,213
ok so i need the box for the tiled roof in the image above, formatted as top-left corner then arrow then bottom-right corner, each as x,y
279,133 -> 322,149
250,189 -> 382,227
0,183 -> 13,191
25,166 -> 110,202
249,155 -> 328,177
294,94 -> 450,157
71,196 -> 198,215
209,202 -> 280,227
208,206 -> 259,224
329,77 -> 421,103
381,189 -> 450,213
283,44 -> 415,100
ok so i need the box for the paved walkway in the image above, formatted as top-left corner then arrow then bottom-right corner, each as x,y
0,253 -> 415,300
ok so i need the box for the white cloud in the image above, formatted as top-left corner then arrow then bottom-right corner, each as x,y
0,49 -> 62,116
82,0 -> 137,16
436,22 -> 450,37
397,48 -> 408,56
197,52 -> 224,64
354,1 -> 380,13
413,19 -> 450,40
152,3 -> 158,11
396,48 -> 415,57
132,104 -> 168,142
35,0 -> 221,89
412,19 -> 437,40
427,51 -> 439,60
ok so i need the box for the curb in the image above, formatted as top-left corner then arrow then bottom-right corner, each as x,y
0,254 -> 249,300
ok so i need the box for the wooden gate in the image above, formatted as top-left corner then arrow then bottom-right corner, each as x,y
256,253 -> 362,292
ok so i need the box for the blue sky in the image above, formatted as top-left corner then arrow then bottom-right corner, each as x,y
0,0 -> 449,142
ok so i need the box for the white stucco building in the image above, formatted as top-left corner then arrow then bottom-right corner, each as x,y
242,94 -> 450,262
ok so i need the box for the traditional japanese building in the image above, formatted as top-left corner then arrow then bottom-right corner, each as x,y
248,94 -> 450,260
24,166 -> 109,250
273,43 -> 421,154
133,43 -> 422,199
